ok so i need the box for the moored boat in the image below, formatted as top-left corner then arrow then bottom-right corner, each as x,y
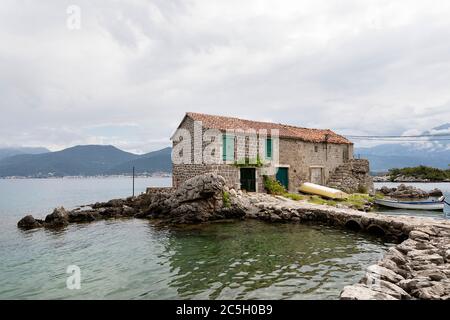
375,196 -> 445,211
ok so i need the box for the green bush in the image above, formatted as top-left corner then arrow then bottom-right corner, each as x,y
263,176 -> 286,195
222,191 -> 231,208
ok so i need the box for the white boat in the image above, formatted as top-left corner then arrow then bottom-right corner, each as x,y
375,196 -> 446,211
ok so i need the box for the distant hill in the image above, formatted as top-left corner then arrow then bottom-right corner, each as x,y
0,145 -> 172,178
0,147 -> 49,160
106,147 -> 172,175
355,123 -> 450,172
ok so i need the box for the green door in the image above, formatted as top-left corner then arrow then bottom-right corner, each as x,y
276,167 -> 289,190
240,168 -> 256,192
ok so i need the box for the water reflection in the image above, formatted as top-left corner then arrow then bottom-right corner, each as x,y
162,220 -> 390,300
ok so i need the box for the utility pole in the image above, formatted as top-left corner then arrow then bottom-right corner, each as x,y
132,166 -> 135,197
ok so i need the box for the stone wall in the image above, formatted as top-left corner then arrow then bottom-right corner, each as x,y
173,163 -> 240,189
327,159 -> 374,194
278,138 -> 353,192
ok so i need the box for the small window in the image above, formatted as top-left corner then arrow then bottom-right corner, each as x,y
314,145 -> 318,152
266,138 -> 272,159
222,134 -> 235,161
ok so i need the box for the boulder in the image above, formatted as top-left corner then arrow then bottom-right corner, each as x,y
17,215 -> 43,229
44,207 -> 69,227
139,173 -> 247,223
366,264 -> 405,284
340,284 -> 397,300
428,188 -> 444,197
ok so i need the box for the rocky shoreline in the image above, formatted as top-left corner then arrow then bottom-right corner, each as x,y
377,184 -> 443,199
17,173 -> 450,300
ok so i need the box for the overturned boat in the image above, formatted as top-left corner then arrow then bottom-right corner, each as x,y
375,196 -> 446,211
299,182 -> 349,200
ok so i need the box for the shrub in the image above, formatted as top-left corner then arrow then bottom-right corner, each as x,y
263,176 -> 286,195
222,191 -> 231,208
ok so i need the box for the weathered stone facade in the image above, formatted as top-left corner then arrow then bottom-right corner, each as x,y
172,113 -> 355,193
278,138 -> 353,192
327,159 -> 374,194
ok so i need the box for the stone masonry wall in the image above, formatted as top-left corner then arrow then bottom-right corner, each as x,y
327,159 -> 374,194
278,138 -> 353,192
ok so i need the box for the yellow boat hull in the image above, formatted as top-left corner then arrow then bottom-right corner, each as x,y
299,182 -> 349,199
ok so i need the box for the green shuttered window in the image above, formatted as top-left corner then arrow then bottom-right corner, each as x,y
222,135 -> 235,161
266,138 -> 272,160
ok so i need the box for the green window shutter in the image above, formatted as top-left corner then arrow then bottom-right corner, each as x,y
266,138 -> 272,160
223,135 -> 234,161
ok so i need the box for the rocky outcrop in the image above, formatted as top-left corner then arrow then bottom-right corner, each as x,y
17,173 -> 246,229
135,173 -> 246,223
340,225 -> 450,300
327,159 -> 374,194
377,184 -> 442,199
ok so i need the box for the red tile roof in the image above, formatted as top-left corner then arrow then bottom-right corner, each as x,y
185,112 -> 352,145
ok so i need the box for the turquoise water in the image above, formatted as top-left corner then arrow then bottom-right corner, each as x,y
0,177 -> 391,300
374,182 -> 450,219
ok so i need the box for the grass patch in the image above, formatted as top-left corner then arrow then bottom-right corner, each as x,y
282,193 -> 305,201
306,193 -> 375,210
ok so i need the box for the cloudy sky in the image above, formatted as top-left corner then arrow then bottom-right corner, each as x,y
1,0 -> 450,153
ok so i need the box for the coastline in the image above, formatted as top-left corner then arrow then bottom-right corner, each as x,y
0,173 -> 172,180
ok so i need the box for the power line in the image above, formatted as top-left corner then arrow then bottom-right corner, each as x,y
346,133 -> 450,138
349,138 -> 450,142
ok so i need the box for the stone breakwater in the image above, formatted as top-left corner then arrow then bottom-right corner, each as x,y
17,173 -> 450,300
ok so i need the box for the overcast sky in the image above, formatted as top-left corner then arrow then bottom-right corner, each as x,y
1,0 -> 450,153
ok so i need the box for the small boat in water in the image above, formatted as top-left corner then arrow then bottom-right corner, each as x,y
375,196 -> 446,211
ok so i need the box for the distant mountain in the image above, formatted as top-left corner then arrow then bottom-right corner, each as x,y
0,147 -> 49,160
355,123 -> 450,172
0,145 -> 172,178
106,147 -> 172,175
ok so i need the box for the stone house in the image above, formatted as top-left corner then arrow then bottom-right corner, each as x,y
171,112 -> 365,193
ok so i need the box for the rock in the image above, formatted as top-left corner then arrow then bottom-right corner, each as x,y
398,279 -> 421,292
413,283 -> 445,299
269,213 -> 282,222
44,207 -> 69,227
378,259 -> 408,278
413,253 -> 445,265
386,247 -> 407,266
397,239 -> 417,254
17,215 -> 43,229
122,205 -> 136,216
377,184 -> 429,199
366,265 -> 405,284
340,284 -> 397,300
409,230 -> 430,241
416,270 -> 447,281
67,210 -> 99,222
372,280 -> 411,299
428,188 -> 443,197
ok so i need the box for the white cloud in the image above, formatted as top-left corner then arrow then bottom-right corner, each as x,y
1,0 -> 450,152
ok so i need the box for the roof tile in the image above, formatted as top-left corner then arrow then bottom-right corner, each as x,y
185,112 -> 352,145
